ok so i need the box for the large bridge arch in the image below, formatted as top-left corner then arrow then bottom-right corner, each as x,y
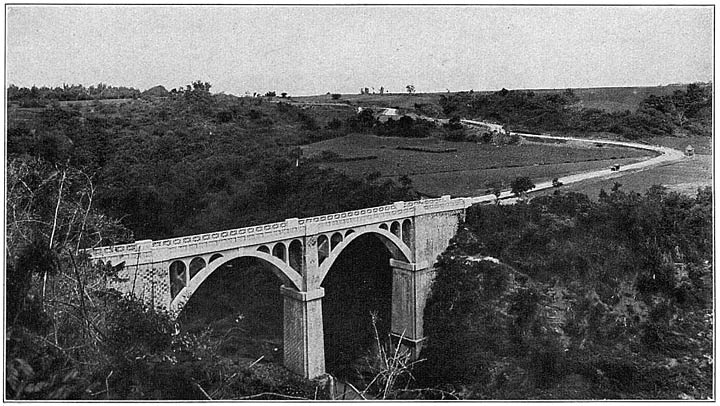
316,227 -> 412,287
170,250 -> 302,314
319,228 -> 403,376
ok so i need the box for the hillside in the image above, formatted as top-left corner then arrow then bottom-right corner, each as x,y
302,133 -> 652,197
419,188 -> 713,399
5,81 -> 713,400
292,83 -> 698,114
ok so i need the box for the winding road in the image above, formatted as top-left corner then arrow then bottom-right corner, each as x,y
460,120 -> 687,205
275,100 -> 688,204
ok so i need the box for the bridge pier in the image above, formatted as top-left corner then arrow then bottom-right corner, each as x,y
390,259 -> 436,358
281,286 -> 326,379
87,197 -> 470,380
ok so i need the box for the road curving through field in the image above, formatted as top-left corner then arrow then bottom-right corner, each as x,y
460,124 -> 687,205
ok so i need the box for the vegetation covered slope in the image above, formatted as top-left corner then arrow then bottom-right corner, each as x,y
5,81 -> 713,399
419,186 -> 712,399
439,83 -> 712,139
7,83 -> 418,240
6,82 -> 422,400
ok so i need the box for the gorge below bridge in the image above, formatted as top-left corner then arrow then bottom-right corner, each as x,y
87,131 -> 684,379
87,196 -> 468,378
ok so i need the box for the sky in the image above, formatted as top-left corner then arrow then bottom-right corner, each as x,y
5,5 -> 714,96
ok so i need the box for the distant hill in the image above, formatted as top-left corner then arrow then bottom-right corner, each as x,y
294,83 -> 707,114
527,84 -> 693,113
142,85 -> 169,97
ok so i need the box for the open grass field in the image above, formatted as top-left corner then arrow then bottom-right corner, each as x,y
302,133 -> 653,197
531,134 -> 712,199
408,156 -> 650,197
536,154 -> 713,200
645,135 -> 713,155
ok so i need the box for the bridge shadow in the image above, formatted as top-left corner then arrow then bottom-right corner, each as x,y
177,257 -> 284,365
321,233 -> 393,382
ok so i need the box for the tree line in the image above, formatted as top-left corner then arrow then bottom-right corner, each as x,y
439,84 -> 712,139
7,83 -> 142,107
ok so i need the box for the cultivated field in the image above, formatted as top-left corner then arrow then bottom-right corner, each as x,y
302,133 -> 653,197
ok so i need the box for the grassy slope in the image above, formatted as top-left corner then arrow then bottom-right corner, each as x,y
527,84 -> 689,112
302,133 -> 652,197
297,84 -> 710,197
537,155 -> 712,200
533,134 -> 713,199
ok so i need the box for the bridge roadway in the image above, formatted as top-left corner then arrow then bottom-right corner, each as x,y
86,128 -> 685,379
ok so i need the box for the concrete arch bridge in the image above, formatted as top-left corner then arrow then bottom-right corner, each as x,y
87,196 -> 469,378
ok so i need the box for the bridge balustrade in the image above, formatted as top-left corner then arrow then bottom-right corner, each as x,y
84,195 -> 470,379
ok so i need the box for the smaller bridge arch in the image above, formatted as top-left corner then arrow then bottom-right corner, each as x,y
189,257 -> 206,279
272,242 -> 287,262
316,227 -> 412,286
170,249 -> 303,314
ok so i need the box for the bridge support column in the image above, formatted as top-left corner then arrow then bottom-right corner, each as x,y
390,259 -> 436,358
281,286 -> 326,379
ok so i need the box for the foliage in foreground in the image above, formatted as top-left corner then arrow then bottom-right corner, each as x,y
4,156 -> 326,400
419,186 -> 713,399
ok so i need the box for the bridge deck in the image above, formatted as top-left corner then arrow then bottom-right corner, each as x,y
87,195 -> 468,260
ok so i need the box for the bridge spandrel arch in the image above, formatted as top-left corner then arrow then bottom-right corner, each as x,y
169,250 -> 302,314
314,227 -> 412,289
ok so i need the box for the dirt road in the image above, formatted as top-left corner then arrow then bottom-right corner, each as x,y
461,128 -> 687,205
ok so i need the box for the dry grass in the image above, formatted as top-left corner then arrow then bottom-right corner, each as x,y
536,155 -> 712,200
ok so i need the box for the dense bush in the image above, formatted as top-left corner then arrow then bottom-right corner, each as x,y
438,84 -> 711,139
419,186 -> 712,399
8,83 -> 140,104
4,155 -> 327,400
8,84 -> 416,240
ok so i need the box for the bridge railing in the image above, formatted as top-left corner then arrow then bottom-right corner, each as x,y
149,218 -> 297,250
85,239 -> 152,259
86,196 -> 469,260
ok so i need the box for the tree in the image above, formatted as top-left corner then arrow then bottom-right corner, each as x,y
191,80 -> 211,93
406,85 -> 415,94
510,176 -> 535,198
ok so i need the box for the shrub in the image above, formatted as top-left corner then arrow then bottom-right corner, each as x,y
510,176 -> 535,197
419,187 -> 713,399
